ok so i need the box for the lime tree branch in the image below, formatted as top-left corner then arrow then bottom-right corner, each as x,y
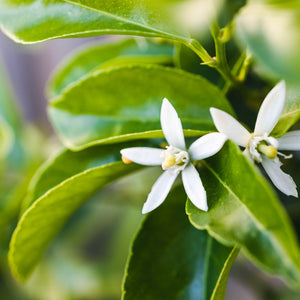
222,50 -> 252,94
185,39 -> 213,64
210,22 -> 237,86
184,24 -> 237,86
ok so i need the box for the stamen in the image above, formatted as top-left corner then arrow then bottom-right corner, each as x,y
278,152 -> 293,159
161,145 -> 189,172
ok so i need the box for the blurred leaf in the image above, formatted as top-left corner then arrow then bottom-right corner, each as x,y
236,0 -> 300,82
49,65 -> 233,150
217,0 -> 247,27
272,84 -> 300,136
0,61 -> 21,131
0,58 -> 43,170
24,202 -> 143,299
0,61 -> 24,166
0,0 -> 189,44
9,141 -> 147,281
0,59 -> 43,236
48,38 -> 175,97
187,141 -> 300,289
123,186 -> 238,300
0,116 -> 14,160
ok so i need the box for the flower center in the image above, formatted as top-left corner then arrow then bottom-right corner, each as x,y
161,145 -> 189,173
247,133 -> 279,162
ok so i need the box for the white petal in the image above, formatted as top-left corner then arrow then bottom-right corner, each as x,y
160,98 -> 186,149
243,149 -> 252,161
142,171 -> 178,214
210,108 -> 251,147
182,164 -> 207,211
121,147 -> 164,166
261,157 -> 298,197
189,132 -> 227,161
254,81 -> 286,135
277,130 -> 300,150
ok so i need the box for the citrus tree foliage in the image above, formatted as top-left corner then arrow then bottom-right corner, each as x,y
1,1 -> 300,299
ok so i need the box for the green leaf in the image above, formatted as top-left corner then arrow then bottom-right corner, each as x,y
186,141 -> 300,288
23,140 -> 158,211
0,0 -> 189,44
48,65 -> 233,150
9,141 -> 147,281
236,1 -> 300,82
272,84 -> 300,137
0,1 -> 213,63
123,186 -> 238,300
48,38 -> 175,97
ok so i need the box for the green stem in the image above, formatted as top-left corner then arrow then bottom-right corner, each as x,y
210,22 -> 237,85
185,39 -> 214,64
222,50 -> 252,94
184,23 -> 241,86
236,50 -> 252,82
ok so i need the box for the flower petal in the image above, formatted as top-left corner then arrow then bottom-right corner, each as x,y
261,157 -> 298,197
142,171 -> 178,214
210,108 -> 251,147
254,81 -> 286,135
121,147 -> 164,166
182,164 -> 207,211
189,132 -> 227,161
277,130 -> 300,150
243,148 -> 252,161
160,98 -> 186,149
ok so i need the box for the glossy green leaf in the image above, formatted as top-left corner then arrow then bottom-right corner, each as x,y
123,186 -> 238,300
236,1 -> 300,82
8,141 -> 147,281
272,84 -> 300,137
48,38 -> 175,97
186,141 -> 300,288
0,0 -> 189,44
48,65 -> 233,150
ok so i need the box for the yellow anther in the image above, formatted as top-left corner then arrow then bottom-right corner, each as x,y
257,144 -> 277,159
122,155 -> 133,164
162,154 -> 176,170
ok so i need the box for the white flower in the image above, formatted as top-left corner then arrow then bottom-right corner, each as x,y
121,98 -> 227,214
210,80 -> 300,197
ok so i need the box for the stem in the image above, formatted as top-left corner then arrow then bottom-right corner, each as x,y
222,50 -> 252,94
210,22 -> 237,85
184,22 -> 242,86
185,39 -> 214,64
236,50 -> 252,82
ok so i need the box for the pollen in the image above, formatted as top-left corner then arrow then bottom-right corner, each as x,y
122,155 -> 133,164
